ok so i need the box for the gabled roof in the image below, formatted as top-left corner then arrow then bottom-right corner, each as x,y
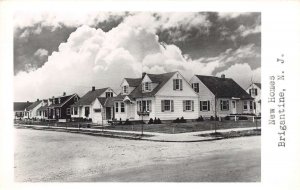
37,103 -> 48,111
97,97 -> 107,106
73,88 -> 108,106
25,100 -> 42,111
129,72 -> 176,98
14,102 -> 33,111
49,94 -> 78,108
124,78 -> 142,87
254,83 -> 261,89
195,75 -> 253,99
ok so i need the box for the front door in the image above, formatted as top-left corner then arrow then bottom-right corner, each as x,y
127,103 -> 135,119
232,100 -> 236,114
106,107 -> 111,120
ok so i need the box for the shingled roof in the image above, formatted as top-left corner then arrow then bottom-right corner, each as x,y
124,78 -> 142,87
14,102 -> 33,111
129,72 -> 176,98
73,88 -> 108,106
25,100 -> 42,111
196,75 -> 253,100
254,83 -> 261,89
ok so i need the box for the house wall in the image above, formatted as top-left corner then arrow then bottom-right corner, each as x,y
90,99 -> 104,124
29,102 -> 42,119
246,84 -> 261,115
114,101 -> 127,121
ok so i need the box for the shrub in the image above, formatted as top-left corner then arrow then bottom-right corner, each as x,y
196,116 -> 204,122
173,118 -> 180,123
157,118 -> 162,124
224,116 -> 230,120
124,119 -> 132,125
210,116 -> 214,121
148,118 -> 154,124
153,117 -> 157,124
180,116 -> 186,123
239,116 -> 248,120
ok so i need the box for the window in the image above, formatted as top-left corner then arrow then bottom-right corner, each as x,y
200,101 -> 210,111
183,100 -> 194,111
115,102 -> 119,113
243,101 -> 248,110
161,100 -> 174,112
66,108 -> 71,115
85,107 -> 90,117
173,79 -> 182,90
137,100 -> 152,112
56,109 -> 60,116
254,89 -> 258,96
74,107 -> 78,115
121,102 -> 125,112
192,83 -> 199,93
106,92 -> 113,98
220,100 -> 229,111
249,89 -> 251,96
250,101 -> 253,110
123,86 -> 128,94
143,82 -> 151,92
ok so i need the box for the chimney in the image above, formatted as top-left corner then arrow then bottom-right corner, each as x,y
142,72 -> 146,78
37,98 -> 39,101
63,92 -> 66,96
92,86 -> 95,91
27,101 -> 29,103
221,74 -> 225,79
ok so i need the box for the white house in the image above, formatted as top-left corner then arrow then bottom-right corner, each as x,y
23,99 -> 43,119
246,83 -> 261,115
114,71 -> 199,121
36,99 -> 49,120
190,74 -> 254,118
13,101 -> 32,120
71,87 -> 116,124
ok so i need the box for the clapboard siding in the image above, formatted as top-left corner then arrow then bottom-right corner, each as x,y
155,96 -> 198,120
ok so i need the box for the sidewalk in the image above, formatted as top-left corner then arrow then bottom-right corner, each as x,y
14,124 -> 260,142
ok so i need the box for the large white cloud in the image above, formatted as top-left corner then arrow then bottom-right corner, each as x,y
14,16 -> 260,101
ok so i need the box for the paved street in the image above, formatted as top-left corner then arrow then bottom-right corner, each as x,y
14,128 -> 260,182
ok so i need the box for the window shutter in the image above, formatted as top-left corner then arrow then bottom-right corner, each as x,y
249,89 -> 251,95
180,79 -> 183,90
161,100 -> 164,112
173,79 -> 176,90
208,101 -> 210,111
255,89 -> 258,95
171,100 -> 174,112
149,83 -> 151,91
183,100 -> 186,111
220,100 -> 222,111
191,83 -> 194,89
200,101 -> 203,111
192,101 -> 194,111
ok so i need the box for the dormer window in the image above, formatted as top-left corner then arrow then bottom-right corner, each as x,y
249,88 -> 258,96
192,83 -> 199,93
106,92 -> 113,98
123,85 -> 129,94
173,79 -> 182,91
143,82 -> 151,92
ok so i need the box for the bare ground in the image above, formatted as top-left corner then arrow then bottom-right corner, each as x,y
14,128 -> 260,182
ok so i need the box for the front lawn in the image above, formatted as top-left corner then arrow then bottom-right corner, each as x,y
106,120 -> 261,134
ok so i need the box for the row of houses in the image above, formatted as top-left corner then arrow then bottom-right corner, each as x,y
14,71 -> 261,124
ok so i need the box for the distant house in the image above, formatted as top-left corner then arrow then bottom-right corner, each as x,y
24,99 -> 43,119
190,74 -> 254,118
114,71 -> 198,121
36,99 -> 49,120
71,87 -> 116,124
246,83 -> 261,115
13,101 -> 32,119
46,92 -> 80,121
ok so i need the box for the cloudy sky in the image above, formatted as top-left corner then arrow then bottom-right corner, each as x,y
14,11 -> 261,101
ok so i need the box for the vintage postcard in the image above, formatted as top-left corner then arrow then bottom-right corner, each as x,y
0,0 -> 299,189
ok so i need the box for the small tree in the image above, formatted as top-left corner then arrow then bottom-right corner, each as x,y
157,118 -> 162,124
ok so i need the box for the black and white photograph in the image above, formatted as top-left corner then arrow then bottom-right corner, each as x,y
0,0 -> 300,189
12,10 -> 261,182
